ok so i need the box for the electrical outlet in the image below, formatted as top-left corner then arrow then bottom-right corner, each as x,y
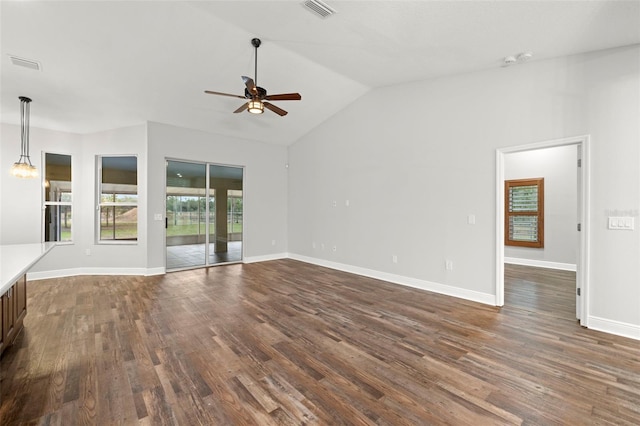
332,246 -> 337,252
392,255 -> 398,264
85,249 -> 91,256
271,240 -> 276,246
445,260 -> 453,271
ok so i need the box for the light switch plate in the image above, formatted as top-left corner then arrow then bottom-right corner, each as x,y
608,217 -> 634,230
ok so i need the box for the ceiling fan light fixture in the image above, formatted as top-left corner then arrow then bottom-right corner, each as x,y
204,38 -> 300,117
248,99 -> 264,114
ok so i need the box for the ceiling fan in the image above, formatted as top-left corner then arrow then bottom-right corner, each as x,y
205,38 -> 301,116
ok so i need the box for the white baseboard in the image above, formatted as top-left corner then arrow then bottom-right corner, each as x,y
287,253 -> 495,306
587,315 -> 640,341
243,253 -> 288,264
27,267 -> 165,281
504,257 -> 576,271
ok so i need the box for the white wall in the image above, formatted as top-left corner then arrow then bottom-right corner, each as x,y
0,124 -> 149,275
2,121 -> 288,275
504,145 -> 578,267
146,122 -> 288,270
1,124 -> 82,244
288,45 -> 640,335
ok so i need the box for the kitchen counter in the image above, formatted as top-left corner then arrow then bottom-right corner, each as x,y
0,243 -> 56,295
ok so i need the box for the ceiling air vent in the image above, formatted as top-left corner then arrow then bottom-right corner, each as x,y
302,0 -> 336,18
9,55 -> 41,71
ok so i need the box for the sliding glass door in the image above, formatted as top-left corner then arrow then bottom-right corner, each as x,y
209,164 -> 243,264
165,160 -> 243,271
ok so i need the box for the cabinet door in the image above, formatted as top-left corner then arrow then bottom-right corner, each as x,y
0,294 -> 5,354
3,288 -> 16,348
14,276 -> 27,322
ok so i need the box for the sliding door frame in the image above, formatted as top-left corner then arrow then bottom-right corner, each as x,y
164,157 -> 245,271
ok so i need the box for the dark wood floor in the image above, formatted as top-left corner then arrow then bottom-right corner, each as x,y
1,260 -> 639,425
504,263 -> 577,322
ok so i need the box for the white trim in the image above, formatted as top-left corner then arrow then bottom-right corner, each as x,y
504,257 -> 576,272
496,135 -> 590,327
164,158 -> 246,269
588,316 -> 640,341
288,253 -> 495,306
144,267 -> 165,276
496,149 -> 505,306
243,253 -> 288,264
27,267 -> 164,281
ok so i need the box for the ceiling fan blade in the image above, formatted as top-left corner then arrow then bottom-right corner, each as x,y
263,102 -> 288,116
264,93 -> 302,101
233,103 -> 249,114
242,76 -> 258,96
204,90 -> 245,99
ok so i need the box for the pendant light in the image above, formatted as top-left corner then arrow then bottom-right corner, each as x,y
10,96 -> 38,178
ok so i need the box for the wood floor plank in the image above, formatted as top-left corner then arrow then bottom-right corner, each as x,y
1,261 -> 639,424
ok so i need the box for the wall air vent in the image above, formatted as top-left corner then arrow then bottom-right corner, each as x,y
302,0 -> 336,18
9,55 -> 41,71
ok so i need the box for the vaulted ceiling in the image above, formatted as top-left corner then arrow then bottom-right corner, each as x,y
2,1 -> 639,145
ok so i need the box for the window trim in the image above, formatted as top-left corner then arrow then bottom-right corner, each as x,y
504,177 -> 544,248
97,155 -> 138,244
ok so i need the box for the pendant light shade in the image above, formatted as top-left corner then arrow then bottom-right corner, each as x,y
247,99 -> 264,114
10,96 -> 37,178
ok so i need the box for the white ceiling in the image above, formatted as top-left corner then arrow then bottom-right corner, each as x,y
2,1 -> 639,146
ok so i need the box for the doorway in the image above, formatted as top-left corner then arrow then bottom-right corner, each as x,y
496,136 -> 590,327
165,159 -> 244,271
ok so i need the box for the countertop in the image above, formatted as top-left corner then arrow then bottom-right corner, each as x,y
0,243 -> 56,295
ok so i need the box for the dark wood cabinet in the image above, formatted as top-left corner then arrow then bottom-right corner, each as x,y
0,275 -> 27,357
0,292 -> 4,354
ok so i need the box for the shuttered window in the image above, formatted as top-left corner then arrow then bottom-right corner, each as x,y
505,178 -> 544,248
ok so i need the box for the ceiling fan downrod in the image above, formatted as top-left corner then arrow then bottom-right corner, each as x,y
251,38 -> 261,86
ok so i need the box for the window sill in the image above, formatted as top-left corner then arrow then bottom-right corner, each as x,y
97,241 -> 138,246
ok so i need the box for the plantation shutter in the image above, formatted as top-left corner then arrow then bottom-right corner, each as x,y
505,178 -> 544,248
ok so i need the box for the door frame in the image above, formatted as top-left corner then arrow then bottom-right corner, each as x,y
164,158 -> 245,271
495,135 -> 590,327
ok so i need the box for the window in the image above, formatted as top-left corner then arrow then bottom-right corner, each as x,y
98,156 -> 138,242
43,153 -> 72,242
505,178 -> 544,248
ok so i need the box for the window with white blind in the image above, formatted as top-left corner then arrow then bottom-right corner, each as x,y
505,178 -> 544,248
